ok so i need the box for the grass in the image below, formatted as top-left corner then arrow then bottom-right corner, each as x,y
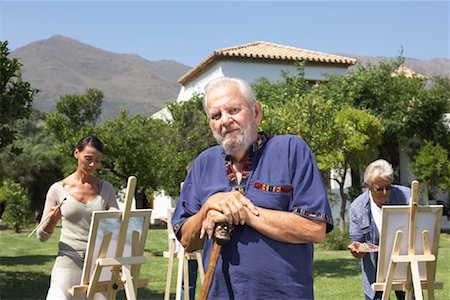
1,227 -> 449,300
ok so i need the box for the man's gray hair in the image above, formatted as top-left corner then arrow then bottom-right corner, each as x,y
203,77 -> 256,114
363,159 -> 394,186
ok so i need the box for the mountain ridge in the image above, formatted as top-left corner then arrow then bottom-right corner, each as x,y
12,35 -> 191,121
11,35 -> 449,121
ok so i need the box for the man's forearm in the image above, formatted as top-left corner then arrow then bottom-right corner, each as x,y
179,208 -> 207,252
245,207 -> 326,244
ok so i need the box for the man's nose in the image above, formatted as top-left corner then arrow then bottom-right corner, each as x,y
221,113 -> 233,126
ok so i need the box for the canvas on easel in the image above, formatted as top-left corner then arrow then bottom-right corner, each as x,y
373,180 -> 444,300
70,176 -> 152,300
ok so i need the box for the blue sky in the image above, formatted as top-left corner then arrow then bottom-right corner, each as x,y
1,0 -> 449,67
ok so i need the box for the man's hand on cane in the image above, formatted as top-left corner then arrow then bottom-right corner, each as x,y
200,191 -> 259,240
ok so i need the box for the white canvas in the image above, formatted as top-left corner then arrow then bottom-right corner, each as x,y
376,205 -> 442,283
80,210 -> 152,286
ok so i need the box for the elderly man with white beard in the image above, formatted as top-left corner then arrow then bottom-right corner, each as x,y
171,77 -> 334,300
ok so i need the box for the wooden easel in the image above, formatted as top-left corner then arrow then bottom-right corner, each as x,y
374,180 -> 443,300
70,176 -> 151,300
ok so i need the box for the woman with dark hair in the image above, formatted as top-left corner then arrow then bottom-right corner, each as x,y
37,136 -> 118,299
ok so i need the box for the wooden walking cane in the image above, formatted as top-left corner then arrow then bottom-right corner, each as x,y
198,222 -> 234,300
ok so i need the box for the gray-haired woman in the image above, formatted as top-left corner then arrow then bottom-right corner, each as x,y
348,159 -> 410,300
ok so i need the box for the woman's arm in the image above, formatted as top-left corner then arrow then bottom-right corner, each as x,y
37,185 -> 61,241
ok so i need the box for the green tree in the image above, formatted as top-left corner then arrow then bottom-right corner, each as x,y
332,108 -> 384,229
0,111 -> 64,219
0,179 -> 30,232
98,97 -> 213,202
253,65 -> 308,109
98,109 -> 176,203
403,76 -> 450,150
412,141 -> 450,202
316,58 -> 450,212
0,41 -> 38,150
259,92 -> 341,170
165,96 -> 216,195
254,70 -> 385,230
46,88 -> 103,149
317,58 -> 448,162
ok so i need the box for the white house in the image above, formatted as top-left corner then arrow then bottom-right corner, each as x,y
176,41 -> 356,103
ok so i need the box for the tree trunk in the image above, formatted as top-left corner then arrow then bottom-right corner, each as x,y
338,166 -> 348,231
339,181 -> 348,231
134,186 -> 149,209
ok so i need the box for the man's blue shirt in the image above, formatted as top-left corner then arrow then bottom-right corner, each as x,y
172,135 -> 333,299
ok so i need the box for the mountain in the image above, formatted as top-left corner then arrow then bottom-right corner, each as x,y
343,54 -> 450,79
11,36 -> 449,122
12,35 -> 191,121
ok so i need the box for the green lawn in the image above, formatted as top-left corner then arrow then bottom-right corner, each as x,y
1,227 -> 449,299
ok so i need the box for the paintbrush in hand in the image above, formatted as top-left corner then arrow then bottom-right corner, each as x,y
28,198 -> 66,237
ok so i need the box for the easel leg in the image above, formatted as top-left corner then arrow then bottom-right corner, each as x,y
87,232 -> 112,300
131,231 -> 141,279
175,249 -> 184,300
382,230 -> 403,300
422,231 -> 435,300
410,261 -> 423,300
196,251 -> 205,284
122,264 -> 137,300
164,240 -> 175,300
108,268 -> 121,300
87,263 -> 104,300
405,267 -> 413,300
382,261 -> 397,300
183,255 -> 190,300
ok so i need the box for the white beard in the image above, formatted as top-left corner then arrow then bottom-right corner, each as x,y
213,121 -> 258,156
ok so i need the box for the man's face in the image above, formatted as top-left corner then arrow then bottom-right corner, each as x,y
369,176 -> 392,207
206,83 -> 261,156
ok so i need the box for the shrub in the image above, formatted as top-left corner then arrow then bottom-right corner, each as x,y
319,226 -> 350,250
0,179 -> 31,232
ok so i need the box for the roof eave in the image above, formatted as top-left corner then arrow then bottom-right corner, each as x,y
178,54 -> 356,85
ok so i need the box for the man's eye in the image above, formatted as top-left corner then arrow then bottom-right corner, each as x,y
211,113 -> 221,120
230,108 -> 240,114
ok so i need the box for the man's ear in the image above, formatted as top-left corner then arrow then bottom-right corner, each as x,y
74,149 -> 79,159
254,101 -> 263,125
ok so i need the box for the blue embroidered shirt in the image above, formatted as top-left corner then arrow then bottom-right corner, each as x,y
172,134 -> 334,299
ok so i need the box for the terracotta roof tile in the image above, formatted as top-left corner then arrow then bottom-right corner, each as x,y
179,41 -> 357,84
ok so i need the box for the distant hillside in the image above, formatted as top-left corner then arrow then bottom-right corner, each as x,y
11,36 -> 449,122
343,54 -> 450,79
12,35 -> 191,121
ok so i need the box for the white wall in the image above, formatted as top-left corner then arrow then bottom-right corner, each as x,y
177,64 -> 225,102
177,60 -> 349,102
330,168 -> 352,190
399,146 -> 415,186
151,190 -> 174,224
